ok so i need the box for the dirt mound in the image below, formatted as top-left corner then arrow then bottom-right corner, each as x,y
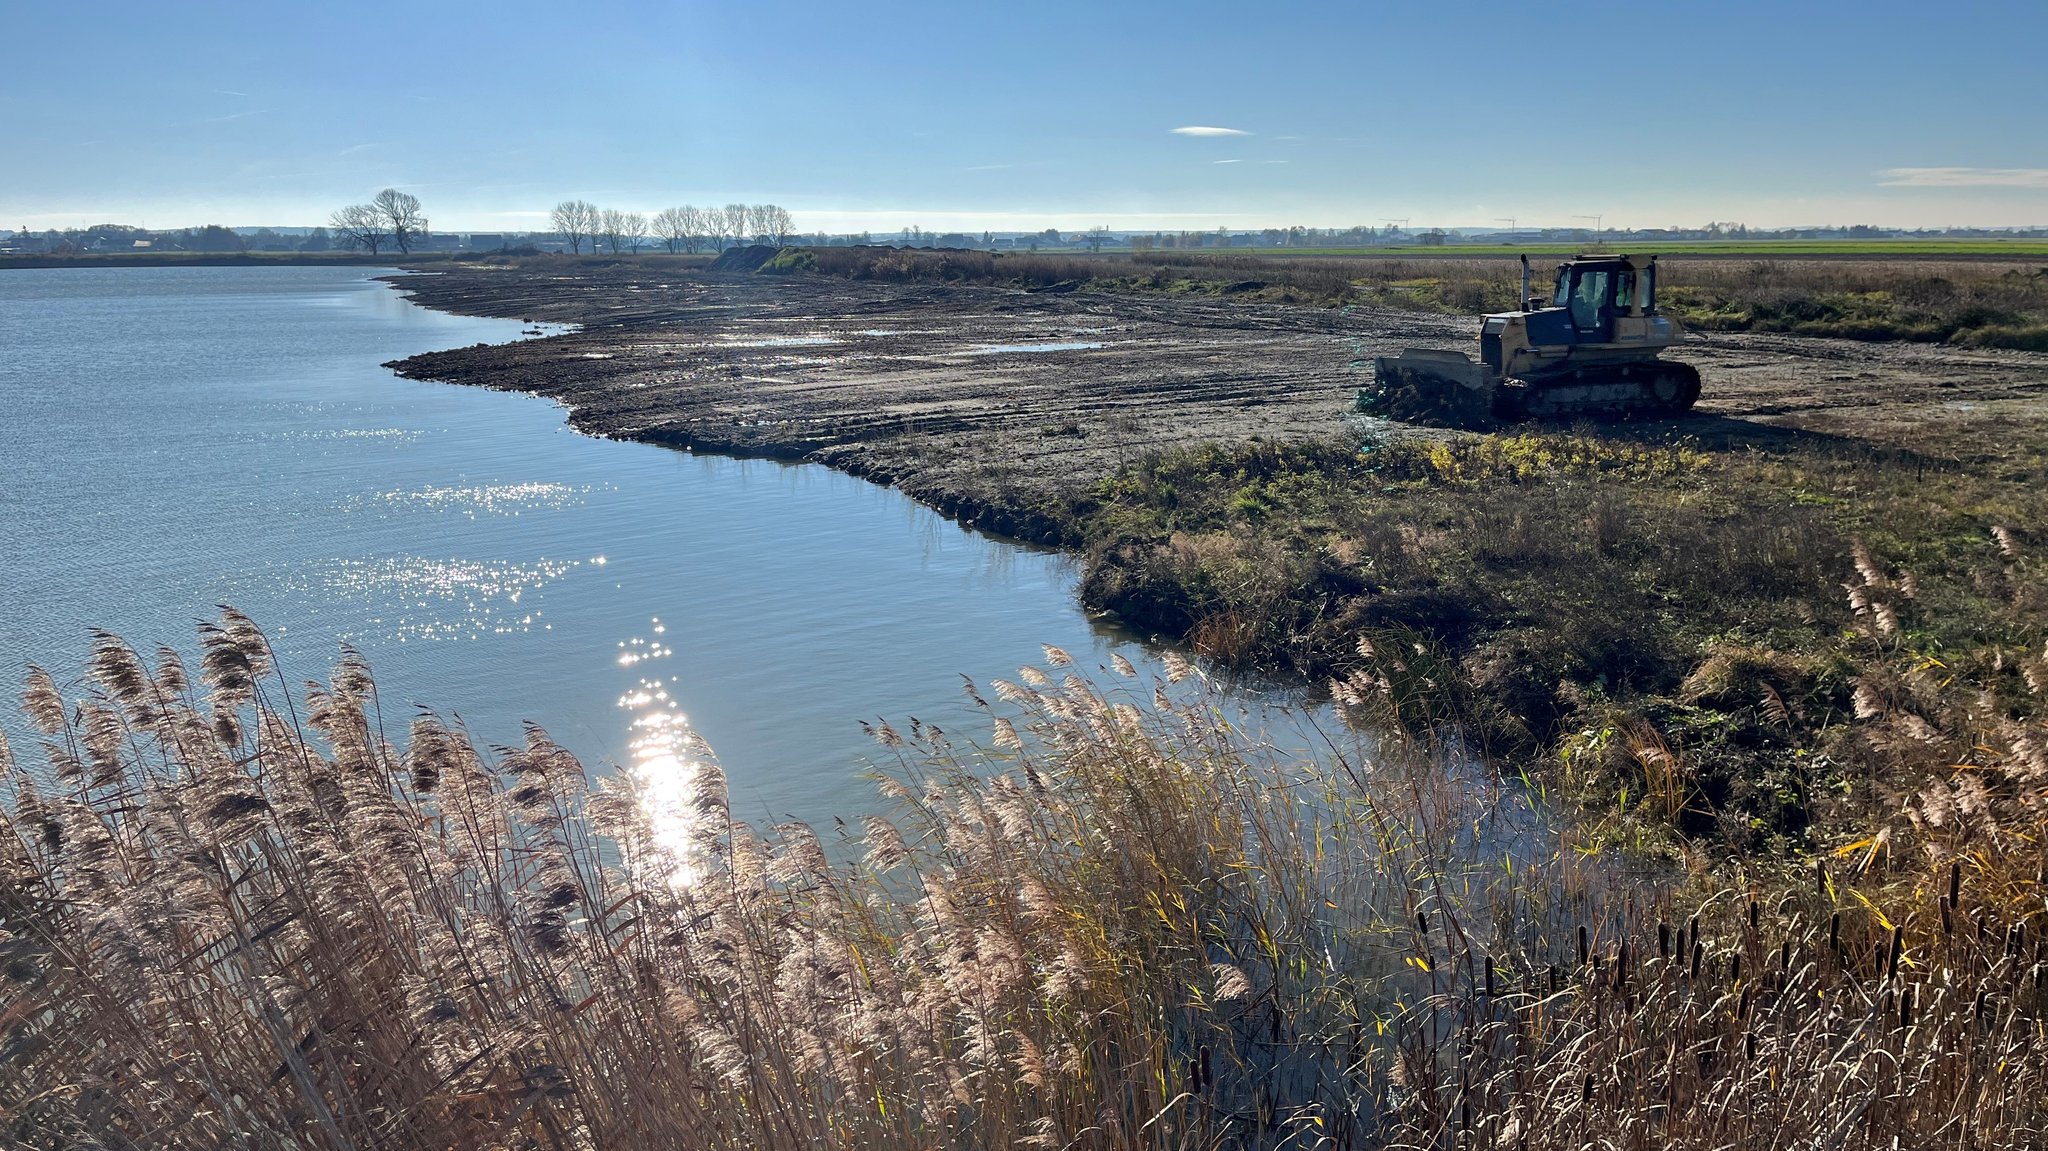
707,245 -> 783,273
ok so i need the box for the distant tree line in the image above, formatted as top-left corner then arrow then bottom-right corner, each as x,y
550,200 -> 793,255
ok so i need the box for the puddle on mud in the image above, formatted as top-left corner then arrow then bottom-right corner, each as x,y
719,334 -> 841,348
967,341 -> 1106,355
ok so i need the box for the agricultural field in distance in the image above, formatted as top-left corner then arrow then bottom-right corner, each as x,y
1141,238 -> 2048,258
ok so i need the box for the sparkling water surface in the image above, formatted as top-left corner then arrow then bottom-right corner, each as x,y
0,266 -> 1317,826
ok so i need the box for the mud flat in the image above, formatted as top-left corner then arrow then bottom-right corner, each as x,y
386,261 -> 2048,540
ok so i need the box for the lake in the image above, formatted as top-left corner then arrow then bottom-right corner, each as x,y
0,265 -> 1318,827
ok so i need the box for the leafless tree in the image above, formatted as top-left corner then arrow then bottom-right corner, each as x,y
597,208 -> 625,254
722,203 -> 749,248
329,203 -> 388,254
551,199 -> 598,254
745,205 -> 771,245
372,188 -> 427,254
619,212 -> 648,253
678,205 -> 709,252
763,204 -> 794,245
653,207 -> 690,254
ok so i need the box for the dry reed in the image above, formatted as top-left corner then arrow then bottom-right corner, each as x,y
3,593 -> 2044,1148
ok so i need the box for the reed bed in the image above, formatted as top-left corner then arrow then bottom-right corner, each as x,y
3,601 -> 2044,1148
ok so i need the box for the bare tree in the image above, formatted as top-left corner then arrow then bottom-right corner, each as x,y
551,199 -> 598,254
619,212 -> 648,253
653,207 -> 691,254
745,205 -> 770,245
372,188 -> 427,254
329,203 -> 388,254
597,208 -> 625,254
763,204 -> 794,245
722,203 -> 749,248
677,205 -> 709,252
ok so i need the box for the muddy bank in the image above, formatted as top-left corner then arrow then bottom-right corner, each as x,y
385,262 -> 2048,545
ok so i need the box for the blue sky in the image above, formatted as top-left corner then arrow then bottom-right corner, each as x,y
6,0 -> 2045,233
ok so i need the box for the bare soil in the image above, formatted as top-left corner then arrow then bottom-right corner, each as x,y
385,264 -> 2048,540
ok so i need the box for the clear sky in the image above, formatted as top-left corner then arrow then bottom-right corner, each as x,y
6,0 -> 2045,234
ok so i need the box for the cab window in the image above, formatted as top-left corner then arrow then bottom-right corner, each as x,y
1614,271 -> 1636,310
1570,270 -> 1611,329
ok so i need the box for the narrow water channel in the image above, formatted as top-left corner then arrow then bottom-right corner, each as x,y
0,265 -> 1322,826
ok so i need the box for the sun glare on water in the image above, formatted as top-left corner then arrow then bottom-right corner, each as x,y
614,616 -> 726,885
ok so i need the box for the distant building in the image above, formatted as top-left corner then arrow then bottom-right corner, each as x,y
466,233 -> 506,250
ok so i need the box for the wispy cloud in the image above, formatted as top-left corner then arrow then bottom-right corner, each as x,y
1880,167 -> 2048,188
1213,159 -> 1242,165
198,108 -> 268,123
211,88 -> 249,98
336,143 -> 378,157
1172,125 -> 1249,137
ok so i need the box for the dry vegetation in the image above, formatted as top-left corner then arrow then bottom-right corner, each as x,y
772,247 -> 2048,351
1069,427 -> 2048,856
5,592 -> 2046,1147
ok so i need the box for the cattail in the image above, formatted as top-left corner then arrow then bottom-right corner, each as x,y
1690,940 -> 1703,979
1886,926 -> 1903,980
1659,922 -> 1671,960
1949,860 -> 1963,909
1578,924 -> 1589,967
1899,986 -> 1915,1029
1485,955 -> 1496,998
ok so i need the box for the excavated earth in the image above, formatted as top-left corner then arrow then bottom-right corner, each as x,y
385,263 -> 2048,542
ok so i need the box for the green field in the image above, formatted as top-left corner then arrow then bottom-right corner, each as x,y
1127,239 -> 2048,259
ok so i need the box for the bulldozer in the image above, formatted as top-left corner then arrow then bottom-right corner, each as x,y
1368,254 -> 1700,424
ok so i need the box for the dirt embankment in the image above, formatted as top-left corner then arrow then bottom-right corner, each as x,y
385,262 -> 2048,541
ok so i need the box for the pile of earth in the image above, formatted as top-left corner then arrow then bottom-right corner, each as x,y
706,244 -> 784,273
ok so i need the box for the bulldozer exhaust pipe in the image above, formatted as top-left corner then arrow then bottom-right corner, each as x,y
1520,254 -> 1531,309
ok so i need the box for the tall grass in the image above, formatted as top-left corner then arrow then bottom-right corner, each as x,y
5,594 -> 2045,1147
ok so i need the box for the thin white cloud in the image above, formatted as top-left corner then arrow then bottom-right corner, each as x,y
1172,125 -> 1249,137
1213,159 -> 1242,165
211,88 -> 250,98
1879,167 -> 2048,188
336,143 -> 377,157
199,109 -> 268,123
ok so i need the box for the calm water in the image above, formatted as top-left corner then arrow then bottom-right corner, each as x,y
0,266 -> 1313,826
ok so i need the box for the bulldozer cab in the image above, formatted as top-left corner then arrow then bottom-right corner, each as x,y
1549,257 -> 1655,341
